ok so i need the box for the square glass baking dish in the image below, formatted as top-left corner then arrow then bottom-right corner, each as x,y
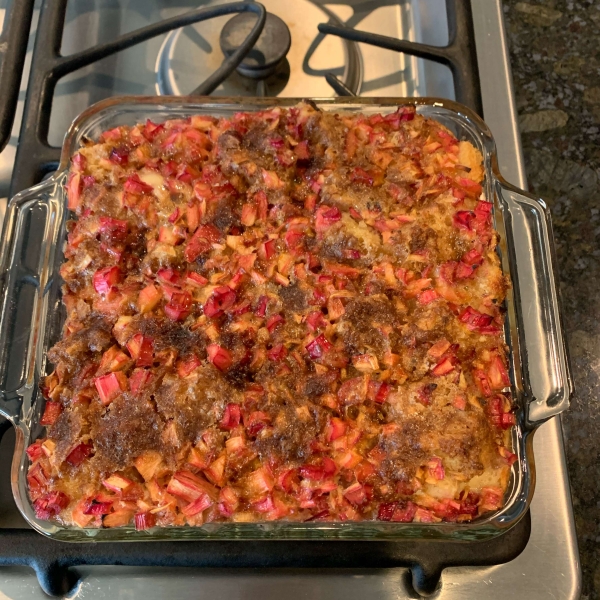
0,96 -> 572,542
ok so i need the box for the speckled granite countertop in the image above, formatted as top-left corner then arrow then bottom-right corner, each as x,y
503,1 -> 599,598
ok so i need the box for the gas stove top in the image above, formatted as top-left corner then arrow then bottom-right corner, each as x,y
0,0 -> 580,598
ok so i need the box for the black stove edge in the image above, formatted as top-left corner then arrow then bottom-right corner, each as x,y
0,0 -> 36,152
0,515 -> 530,598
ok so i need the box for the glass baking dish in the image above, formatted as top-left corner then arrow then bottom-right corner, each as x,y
0,96 -> 572,542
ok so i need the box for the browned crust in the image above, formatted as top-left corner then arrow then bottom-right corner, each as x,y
27,103 -> 514,528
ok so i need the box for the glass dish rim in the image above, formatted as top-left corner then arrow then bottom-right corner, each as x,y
2,95 -> 565,543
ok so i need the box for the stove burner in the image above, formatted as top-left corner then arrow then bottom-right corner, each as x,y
154,0 -> 361,99
220,12 -> 291,80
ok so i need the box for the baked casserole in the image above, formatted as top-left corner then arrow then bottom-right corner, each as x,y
25,102 -> 516,529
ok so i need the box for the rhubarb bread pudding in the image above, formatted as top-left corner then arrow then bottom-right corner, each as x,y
26,102 -> 516,530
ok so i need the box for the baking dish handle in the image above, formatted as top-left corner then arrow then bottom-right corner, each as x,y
495,178 -> 573,425
0,175 -> 65,425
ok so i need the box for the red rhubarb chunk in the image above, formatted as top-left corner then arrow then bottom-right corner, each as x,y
458,306 -> 500,334
95,371 -> 128,405
377,502 -> 396,521
314,206 -> 341,233
500,413 -> 516,429
34,491 -> 70,519
267,343 -> 287,362
431,357 -> 455,376
391,501 -> 417,522
109,147 -> 128,165
40,401 -> 62,426
66,442 -> 94,466
326,417 -> 347,441
124,174 -> 153,194
488,355 -> 510,389
83,500 -> 113,516
182,493 -> 212,517
67,172 -> 82,210
305,311 -> 326,332
350,167 -> 374,185
374,382 -> 391,404
255,295 -> 268,317
129,368 -> 152,394
127,334 -> 154,367
220,403 -> 241,430
134,512 -> 156,530
453,210 -> 475,231
184,224 -> 221,262
337,376 -> 368,405
207,344 -> 232,372
266,314 -> 284,333
343,482 -> 367,505
164,291 -> 192,321
299,465 -> 326,481
26,441 -> 44,462
203,286 -> 236,318
98,217 -> 128,241
93,266 -> 121,295
462,248 -> 483,265
305,333 -> 332,359
177,355 -> 201,378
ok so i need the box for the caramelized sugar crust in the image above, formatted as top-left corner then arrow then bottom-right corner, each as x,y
26,103 -> 515,529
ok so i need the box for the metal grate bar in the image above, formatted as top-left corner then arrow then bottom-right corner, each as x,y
319,0 -> 482,115
0,0 -> 36,152
0,520 -> 530,597
10,1 -> 266,196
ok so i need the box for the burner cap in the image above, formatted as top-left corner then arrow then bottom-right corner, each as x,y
220,12 -> 292,79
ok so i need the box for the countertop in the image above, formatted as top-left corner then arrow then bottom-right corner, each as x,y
503,1 -> 599,598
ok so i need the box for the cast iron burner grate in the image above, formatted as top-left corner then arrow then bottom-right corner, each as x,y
9,0 -> 483,196
0,0 -> 36,153
0,1 -> 525,597
8,0 -> 268,196
0,417 -> 529,597
318,0 -> 481,112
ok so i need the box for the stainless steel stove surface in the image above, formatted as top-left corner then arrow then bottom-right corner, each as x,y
0,0 -> 580,598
